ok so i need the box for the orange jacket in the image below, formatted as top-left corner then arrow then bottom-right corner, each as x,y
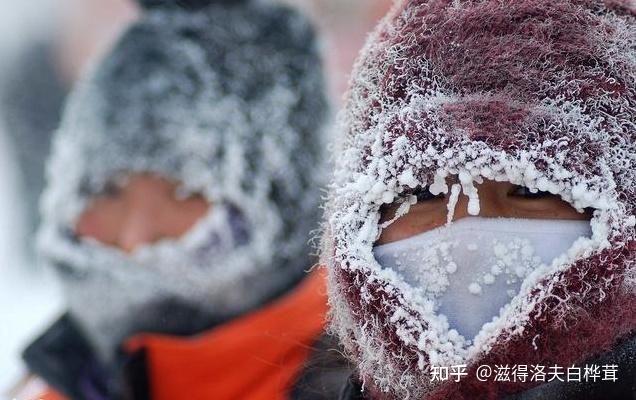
32,271 -> 328,400
33,391 -> 65,400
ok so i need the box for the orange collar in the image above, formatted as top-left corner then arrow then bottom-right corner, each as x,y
124,271 -> 328,400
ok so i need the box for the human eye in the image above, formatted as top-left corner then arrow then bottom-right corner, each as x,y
99,180 -> 123,198
412,186 -> 445,203
509,185 -> 554,200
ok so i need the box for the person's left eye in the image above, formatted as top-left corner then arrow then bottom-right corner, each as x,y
412,186 -> 446,203
509,185 -> 554,199
100,181 -> 123,198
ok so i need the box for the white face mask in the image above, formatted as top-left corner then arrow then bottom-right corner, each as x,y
373,217 -> 592,341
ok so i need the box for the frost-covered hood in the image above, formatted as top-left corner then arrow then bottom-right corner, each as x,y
322,0 -> 635,398
38,0 -> 328,362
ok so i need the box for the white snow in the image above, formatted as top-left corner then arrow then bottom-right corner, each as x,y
0,121 -> 62,394
0,1 -> 64,393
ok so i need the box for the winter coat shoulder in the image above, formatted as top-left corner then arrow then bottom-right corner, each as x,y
20,271 -> 351,400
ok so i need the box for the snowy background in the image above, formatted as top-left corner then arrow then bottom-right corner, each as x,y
0,1 -> 62,393
0,0 -> 391,395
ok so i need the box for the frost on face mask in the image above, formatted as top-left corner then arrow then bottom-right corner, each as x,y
374,217 -> 593,341
37,0 -> 329,363
321,0 -> 636,398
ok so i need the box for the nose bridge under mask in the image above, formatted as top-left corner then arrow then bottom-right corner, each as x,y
118,216 -> 155,253
373,217 -> 592,341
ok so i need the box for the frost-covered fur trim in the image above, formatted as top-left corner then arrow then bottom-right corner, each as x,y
39,1 -> 328,361
323,0 -> 635,398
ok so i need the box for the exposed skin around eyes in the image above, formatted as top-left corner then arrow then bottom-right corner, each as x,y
75,173 -> 210,253
377,178 -> 592,245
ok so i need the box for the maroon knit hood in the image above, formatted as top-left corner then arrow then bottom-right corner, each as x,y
322,0 -> 636,398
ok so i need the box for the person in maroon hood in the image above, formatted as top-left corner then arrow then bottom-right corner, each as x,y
321,0 -> 636,399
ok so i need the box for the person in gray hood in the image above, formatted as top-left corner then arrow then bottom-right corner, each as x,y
16,0 -> 336,399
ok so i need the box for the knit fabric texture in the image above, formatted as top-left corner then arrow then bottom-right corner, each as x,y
39,0 -> 329,362
322,0 -> 635,398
